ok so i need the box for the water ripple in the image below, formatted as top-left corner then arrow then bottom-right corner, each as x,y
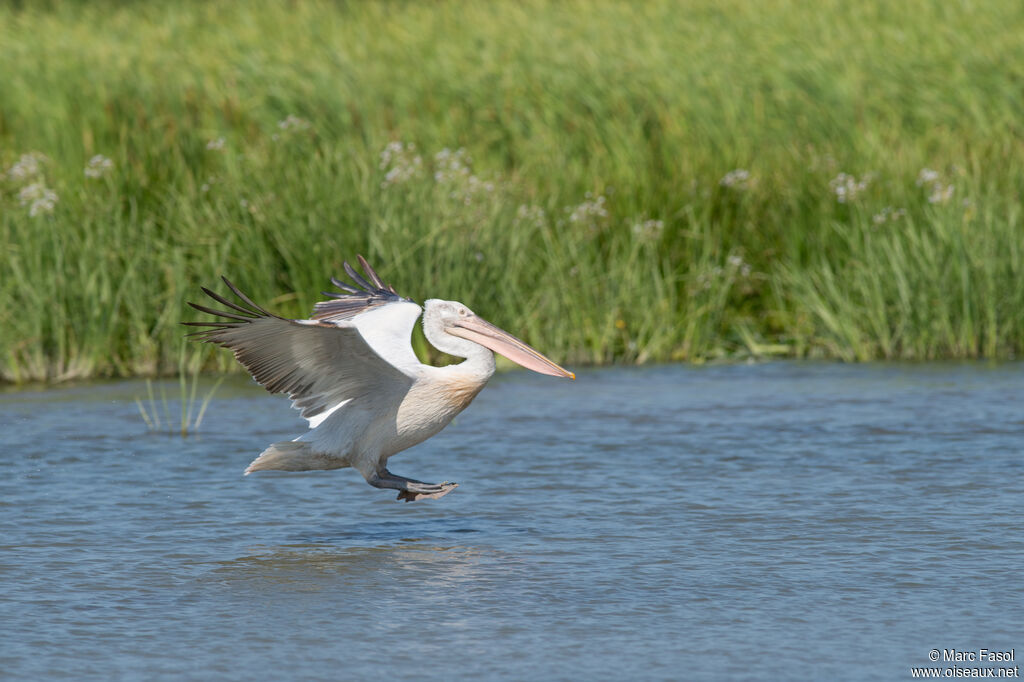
1,363 -> 1022,680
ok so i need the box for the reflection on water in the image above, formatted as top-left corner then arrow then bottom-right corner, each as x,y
213,543 -> 491,590
1,363 -> 1023,680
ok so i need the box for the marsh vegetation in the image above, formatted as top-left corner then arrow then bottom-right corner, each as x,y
1,0 -> 1022,382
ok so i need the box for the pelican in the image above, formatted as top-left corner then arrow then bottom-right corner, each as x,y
185,256 -> 574,502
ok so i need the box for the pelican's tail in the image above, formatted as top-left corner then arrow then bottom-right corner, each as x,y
244,441 -> 348,474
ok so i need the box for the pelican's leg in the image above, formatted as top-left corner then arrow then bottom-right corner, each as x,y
367,469 -> 458,502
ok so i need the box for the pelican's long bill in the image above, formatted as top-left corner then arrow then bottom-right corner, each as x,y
450,316 -> 575,379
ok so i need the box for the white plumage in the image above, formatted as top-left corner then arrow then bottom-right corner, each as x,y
186,256 -> 573,502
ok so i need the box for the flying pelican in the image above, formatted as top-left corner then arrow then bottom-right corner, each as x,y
185,256 -> 574,502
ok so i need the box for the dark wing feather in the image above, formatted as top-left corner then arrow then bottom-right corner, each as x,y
184,278 -> 413,419
313,255 -> 414,322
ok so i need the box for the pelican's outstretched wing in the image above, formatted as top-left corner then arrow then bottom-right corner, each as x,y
312,255 -> 424,373
312,255 -> 415,322
184,277 -> 415,421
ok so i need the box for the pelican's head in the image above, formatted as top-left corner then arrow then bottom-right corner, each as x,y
424,299 -> 574,379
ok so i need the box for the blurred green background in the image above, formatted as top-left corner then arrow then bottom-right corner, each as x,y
1,0 -> 1022,382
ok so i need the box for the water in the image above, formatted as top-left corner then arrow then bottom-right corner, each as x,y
1,363 -> 1022,681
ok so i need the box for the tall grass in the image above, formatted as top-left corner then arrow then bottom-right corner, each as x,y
1,0 -> 1022,382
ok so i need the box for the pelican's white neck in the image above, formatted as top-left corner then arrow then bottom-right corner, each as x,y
422,305 -> 496,379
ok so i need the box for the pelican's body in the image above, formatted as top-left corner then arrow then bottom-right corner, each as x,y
186,257 -> 573,501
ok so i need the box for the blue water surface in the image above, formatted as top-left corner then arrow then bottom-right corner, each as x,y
1,363 -> 1022,680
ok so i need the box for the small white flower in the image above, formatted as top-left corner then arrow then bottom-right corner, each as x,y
432,147 -> 497,204
379,141 -> 405,169
872,207 -> 907,225
727,254 -> 752,277
18,182 -> 45,203
916,168 -> 940,187
720,168 -> 752,190
277,115 -> 311,131
379,142 -> 423,188
19,183 -> 58,216
829,173 -> 870,203
5,152 -> 47,183
928,184 -> 954,204
84,154 -> 113,179
29,198 -> 56,216
568,193 -> 608,225
914,167 -> 955,204
433,147 -> 472,183
206,137 -> 226,151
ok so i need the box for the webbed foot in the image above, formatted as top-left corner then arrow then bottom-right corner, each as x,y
367,469 -> 459,502
396,482 -> 458,502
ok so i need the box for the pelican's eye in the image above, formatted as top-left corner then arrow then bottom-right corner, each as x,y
458,307 -> 468,317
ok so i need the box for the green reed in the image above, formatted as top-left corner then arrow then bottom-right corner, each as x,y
134,346 -> 224,436
1,0 -> 1022,382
